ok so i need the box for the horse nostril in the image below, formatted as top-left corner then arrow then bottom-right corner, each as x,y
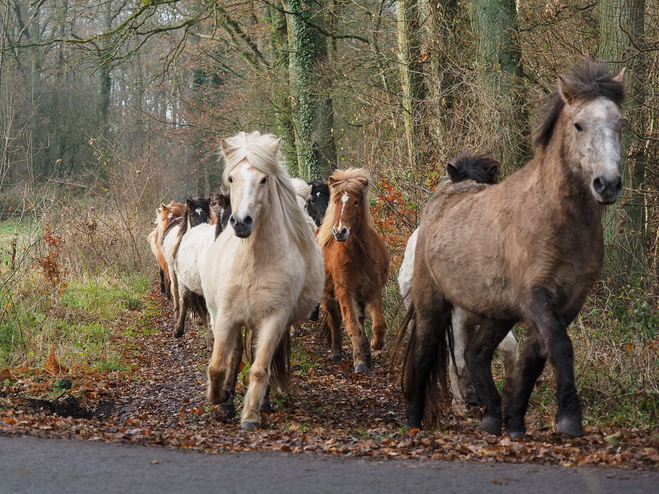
332,227 -> 338,236
341,228 -> 348,236
244,216 -> 253,227
593,178 -> 605,195
229,216 -> 236,227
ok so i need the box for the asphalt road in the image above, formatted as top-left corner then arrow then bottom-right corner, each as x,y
1,435 -> 657,494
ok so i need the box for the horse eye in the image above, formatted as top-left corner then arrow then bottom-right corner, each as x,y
574,123 -> 583,132
228,177 -> 233,184
260,177 -> 267,185
354,201 -> 359,206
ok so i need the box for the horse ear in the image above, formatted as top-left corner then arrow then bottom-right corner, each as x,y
268,137 -> 282,154
557,75 -> 575,105
186,198 -> 194,208
359,178 -> 369,188
447,162 -> 458,181
328,176 -> 338,187
220,139 -> 232,158
613,67 -> 627,86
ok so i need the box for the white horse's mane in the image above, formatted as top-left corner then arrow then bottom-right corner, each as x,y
221,131 -> 316,253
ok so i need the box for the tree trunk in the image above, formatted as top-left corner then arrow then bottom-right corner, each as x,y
284,0 -> 336,180
468,0 -> 530,170
599,0 -> 646,283
397,0 -> 426,169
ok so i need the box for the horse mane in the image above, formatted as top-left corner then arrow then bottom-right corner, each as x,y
447,154 -> 500,185
534,61 -> 626,150
221,131 -> 316,253
317,168 -> 375,248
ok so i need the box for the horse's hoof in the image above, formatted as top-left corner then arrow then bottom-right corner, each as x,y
354,362 -> 368,374
507,429 -> 525,439
556,417 -> 584,437
216,403 -> 236,422
241,420 -> 260,431
173,328 -> 184,338
330,353 -> 342,363
481,416 -> 503,436
370,339 -> 384,352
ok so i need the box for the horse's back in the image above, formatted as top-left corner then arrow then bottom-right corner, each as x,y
176,223 -> 215,295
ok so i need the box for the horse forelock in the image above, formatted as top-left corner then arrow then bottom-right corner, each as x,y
534,61 -> 625,150
317,168 -> 374,247
221,131 -> 317,254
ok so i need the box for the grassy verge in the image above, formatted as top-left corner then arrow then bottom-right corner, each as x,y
1,217 -> 151,372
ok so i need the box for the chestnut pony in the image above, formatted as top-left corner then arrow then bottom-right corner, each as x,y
147,201 -> 186,299
318,168 -> 390,373
397,61 -> 626,438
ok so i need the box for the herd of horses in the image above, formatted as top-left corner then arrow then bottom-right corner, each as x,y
147,61 -> 627,437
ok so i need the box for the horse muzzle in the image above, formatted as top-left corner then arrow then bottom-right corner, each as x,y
332,226 -> 350,242
230,214 -> 253,238
592,173 -> 622,205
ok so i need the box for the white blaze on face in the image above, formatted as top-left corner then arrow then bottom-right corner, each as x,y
195,208 -> 202,215
337,192 -> 349,231
236,162 -> 255,218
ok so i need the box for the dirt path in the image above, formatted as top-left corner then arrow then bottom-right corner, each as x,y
1,286 -> 658,470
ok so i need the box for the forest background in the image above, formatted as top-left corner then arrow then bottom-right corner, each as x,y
0,0 -> 658,428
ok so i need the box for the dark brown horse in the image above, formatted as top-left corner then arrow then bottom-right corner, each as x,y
318,168 -> 390,373
398,61 -> 626,437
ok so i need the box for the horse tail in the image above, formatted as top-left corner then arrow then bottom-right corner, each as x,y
270,330 -> 291,393
447,154 -> 500,185
188,292 -> 208,325
393,304 -> 454,429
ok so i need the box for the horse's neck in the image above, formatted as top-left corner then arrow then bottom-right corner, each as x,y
247,195 -> 291,260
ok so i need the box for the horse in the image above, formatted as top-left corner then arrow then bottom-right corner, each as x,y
317,168 -> 390,373
397,61 -> 626,437
172,197 -> 232,339
199,131 -> 324,430
306,181 -> 330,228
210,192 -> 232,237
147,201 -> 186,299
291,178 -> 317,233
162,197 -> 211,319
397,155 -> 517,409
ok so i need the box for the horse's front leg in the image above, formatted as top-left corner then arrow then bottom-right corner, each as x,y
241,316 -> 287,430
168,265 -> 181,318
216,330 -> 243,421
464,318 -> 514,436
366,294 -> 387,352
173,286 -> 190,338
336,289 -> 371,373
207,318 -> 240,405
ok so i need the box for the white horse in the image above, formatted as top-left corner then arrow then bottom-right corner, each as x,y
200,131 -> 324,430
399,229 -> 517,408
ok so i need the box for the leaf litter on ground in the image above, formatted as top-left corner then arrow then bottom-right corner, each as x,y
1,283 -> 658,470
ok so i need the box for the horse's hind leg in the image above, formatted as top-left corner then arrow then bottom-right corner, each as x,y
449,308 -> 478,409
504,330 -> 546,438
241,317 -> 287,430
324,299 -> 343,361
464,318 -> 514,436
366,295 -> 387,352
173,287 -> 190,338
